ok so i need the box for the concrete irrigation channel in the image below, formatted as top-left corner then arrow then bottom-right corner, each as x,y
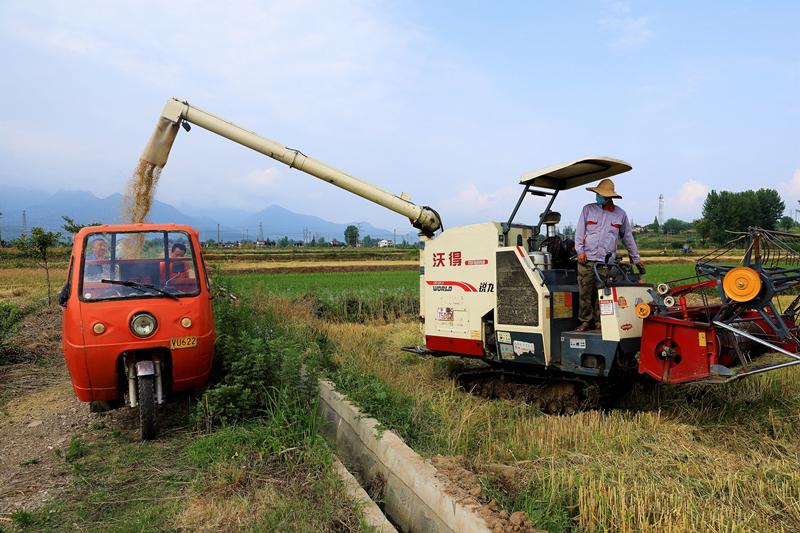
318,380 -> 495,533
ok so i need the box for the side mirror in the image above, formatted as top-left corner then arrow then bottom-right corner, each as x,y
58,284 -> 70,307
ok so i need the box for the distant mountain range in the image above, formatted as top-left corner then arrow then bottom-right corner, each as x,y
0,186 -> 412,243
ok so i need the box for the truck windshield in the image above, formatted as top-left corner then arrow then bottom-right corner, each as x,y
80,231 -> 200,301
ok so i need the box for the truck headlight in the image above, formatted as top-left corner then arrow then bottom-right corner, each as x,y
130,313 -> 157,338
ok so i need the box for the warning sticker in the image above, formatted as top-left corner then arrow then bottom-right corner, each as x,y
569,338 -> 586,349
513,340 -> 536,355
552,292 -> 573,319
698,332 -> 707,347
497,331 -> 512,344
469,330 -> 481,340
600,300 -> 615,316
499,343 -> 515,360
466,259 -> 489,266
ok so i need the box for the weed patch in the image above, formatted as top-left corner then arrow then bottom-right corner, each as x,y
0,303 -> 24,364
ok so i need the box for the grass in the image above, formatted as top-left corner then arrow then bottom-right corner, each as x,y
228,270 -> 419,322
224,263 -> 698,324
203,246 -> 419,262
8,288 -> 370,533
303,312 -> 800,532
228,262 -> 800,532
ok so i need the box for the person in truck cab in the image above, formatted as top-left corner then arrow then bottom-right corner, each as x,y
574,179 -> 642,332
85,237 -> 111,281
165,242 -> 189,279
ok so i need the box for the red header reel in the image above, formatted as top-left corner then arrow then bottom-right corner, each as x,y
639,229 -> 800,384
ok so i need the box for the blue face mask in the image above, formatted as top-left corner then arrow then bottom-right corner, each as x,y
595,193 -> 606,206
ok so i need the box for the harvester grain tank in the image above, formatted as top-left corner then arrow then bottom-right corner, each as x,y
142,97 -> 800,405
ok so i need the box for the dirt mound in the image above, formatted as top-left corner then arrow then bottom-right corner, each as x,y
430,455 -> 544,533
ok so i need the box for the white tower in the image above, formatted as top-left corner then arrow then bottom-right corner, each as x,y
658,194 -> 664,225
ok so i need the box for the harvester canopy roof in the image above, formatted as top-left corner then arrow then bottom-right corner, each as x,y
520,157 -> 632,190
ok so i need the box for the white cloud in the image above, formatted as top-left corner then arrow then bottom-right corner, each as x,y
242,167 -> 281,188
1,1 -> 428,121
600,1 -> 655,48
440,184 -> 543,225
780,168 -> 800,197
666,179 -> 708,219
677,179 -> 709,205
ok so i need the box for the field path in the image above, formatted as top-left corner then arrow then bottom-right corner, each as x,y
0,308 -> 91,519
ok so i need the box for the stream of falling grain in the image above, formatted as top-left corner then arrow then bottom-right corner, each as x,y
121,159 -> 163,254
124,159 -> 162,223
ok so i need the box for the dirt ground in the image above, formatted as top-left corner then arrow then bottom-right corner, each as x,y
430,455 -> 544,533
0,307 -> 92,519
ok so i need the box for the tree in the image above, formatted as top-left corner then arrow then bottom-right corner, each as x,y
362,235 -> 374,247
317,236 -> 327,245
647,216 -> 660,233
14,227 -> 62,306
701,188 -> 785,244
278,236 -> 290,247
661,218 -> 691,234
344,225 -> 359,246
779,215 -> 796,232
61,215 -> 101,234
692,219 -> 709,246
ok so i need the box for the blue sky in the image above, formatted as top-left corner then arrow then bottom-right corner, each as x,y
1,1 -> 798,232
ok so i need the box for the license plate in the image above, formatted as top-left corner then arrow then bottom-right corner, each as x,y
170,336 -> 198,350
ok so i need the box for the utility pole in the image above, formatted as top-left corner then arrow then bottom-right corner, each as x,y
217,223 -> 220,244
258,221 -> 264,241
0,211 -> 3,245
393,228 -> 396,245
22,210 -> 27,236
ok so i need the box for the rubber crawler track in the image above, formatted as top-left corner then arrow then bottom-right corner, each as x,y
454,367 -> 633,414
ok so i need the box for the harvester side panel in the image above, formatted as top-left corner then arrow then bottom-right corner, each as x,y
422,223 -> 501,356
599,284 -> 654,342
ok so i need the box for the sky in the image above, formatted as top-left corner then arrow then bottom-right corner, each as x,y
1,0 -> 799,233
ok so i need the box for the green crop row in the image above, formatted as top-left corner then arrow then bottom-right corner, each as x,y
225,270 -> 420,322
223,264 -> 701,323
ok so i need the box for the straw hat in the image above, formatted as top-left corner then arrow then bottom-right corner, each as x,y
586,178 -> 621,199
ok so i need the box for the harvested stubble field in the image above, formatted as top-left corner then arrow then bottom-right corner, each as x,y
228,262 -> 800,533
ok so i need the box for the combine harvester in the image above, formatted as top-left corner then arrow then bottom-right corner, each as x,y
141,97 -> 800,411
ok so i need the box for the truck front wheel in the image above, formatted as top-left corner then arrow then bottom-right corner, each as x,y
138,375 -> 157,440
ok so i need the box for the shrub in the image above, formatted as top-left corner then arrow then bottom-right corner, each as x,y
196,293 -> 319,431
0,303 -> 23,363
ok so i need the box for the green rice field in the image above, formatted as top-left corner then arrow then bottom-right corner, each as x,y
223,263 -> 698,322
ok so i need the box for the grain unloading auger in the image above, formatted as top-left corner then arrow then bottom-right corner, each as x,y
142,97 -> 800,407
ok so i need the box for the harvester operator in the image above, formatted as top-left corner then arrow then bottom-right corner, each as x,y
574,178 -> 642,332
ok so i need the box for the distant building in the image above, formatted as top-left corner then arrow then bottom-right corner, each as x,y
632,225 -> 645,233
377,239 -> 393,247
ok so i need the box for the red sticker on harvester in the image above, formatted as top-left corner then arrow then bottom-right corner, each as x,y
465,259 -> 489,265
